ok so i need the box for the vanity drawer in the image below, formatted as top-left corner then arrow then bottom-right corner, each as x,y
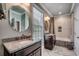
27,48 -> 41,56
14,41 -> 41,56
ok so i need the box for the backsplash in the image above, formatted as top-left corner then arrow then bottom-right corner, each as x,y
2,34 -> 31,43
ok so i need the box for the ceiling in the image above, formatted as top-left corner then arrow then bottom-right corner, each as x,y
40,3 -> 74,16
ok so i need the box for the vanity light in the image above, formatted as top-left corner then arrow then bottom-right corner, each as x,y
45,16 -> 50,21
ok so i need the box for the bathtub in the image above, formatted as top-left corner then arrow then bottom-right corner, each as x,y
55,37 -> 74,50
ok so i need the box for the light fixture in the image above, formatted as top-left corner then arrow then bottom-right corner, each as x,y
45,16 -> 50,21
58,11 -> 62,15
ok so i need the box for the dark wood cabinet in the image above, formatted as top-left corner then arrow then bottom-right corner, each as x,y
4,41 -> 41,56
28,48 -> 41,56
33,48 -> 41,56
44,34 -> 56,50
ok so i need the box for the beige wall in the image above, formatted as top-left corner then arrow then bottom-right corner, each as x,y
54,15 -> 72,38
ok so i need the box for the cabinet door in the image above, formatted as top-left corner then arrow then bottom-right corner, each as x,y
34,48 -> 41,56
14,41 -> 41,56
27,53 -> 34,56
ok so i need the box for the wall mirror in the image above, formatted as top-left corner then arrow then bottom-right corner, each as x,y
8,5 -> 29,32
44,15 -> 50,33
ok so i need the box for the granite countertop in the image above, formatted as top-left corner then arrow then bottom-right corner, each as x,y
3,39 -> 40,54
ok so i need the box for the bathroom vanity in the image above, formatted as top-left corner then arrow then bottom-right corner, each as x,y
3,39 -> 41,56
44,34 -> 56,50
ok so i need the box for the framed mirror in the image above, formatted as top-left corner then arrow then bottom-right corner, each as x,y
8,5 -> 29,32
44,15 -> 50,33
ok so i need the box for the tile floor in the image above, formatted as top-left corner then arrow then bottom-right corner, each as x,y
42,46 -> 76,56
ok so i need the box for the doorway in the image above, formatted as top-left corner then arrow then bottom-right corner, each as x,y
16,21 -> 20,31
